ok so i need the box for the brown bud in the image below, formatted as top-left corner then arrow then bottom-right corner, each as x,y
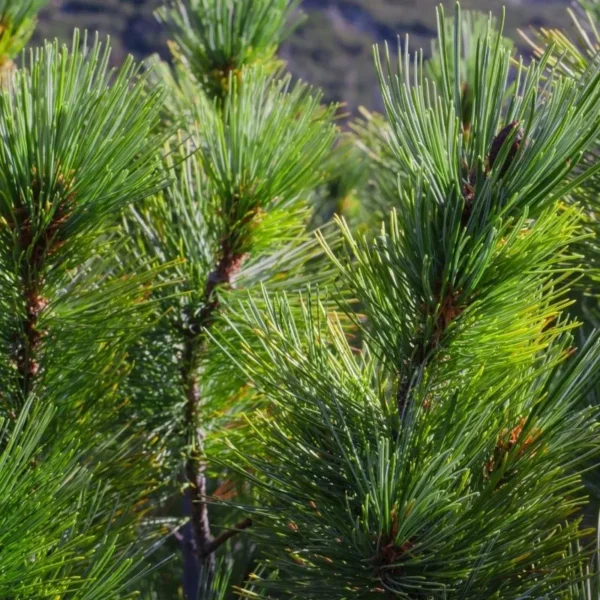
488,121 -> 524,177
461,167 -> 477,227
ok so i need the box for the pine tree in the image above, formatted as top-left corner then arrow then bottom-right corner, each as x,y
212,7 -> 600,598
116,0 -> 340,597
0,22 -> 170,596
7,1 -> 600,598
521,1 -> 600,515
520,1 -> 600,340
350,10 -> 514,229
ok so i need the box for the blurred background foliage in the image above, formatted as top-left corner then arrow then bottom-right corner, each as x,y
35,0 -> 572,113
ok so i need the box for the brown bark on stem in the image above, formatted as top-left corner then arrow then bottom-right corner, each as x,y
183,338 -> 216,577
180,239 -> 250,595
11,175 -> 73,405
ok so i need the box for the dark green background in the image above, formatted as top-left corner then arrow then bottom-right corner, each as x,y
34,0 -> 571,112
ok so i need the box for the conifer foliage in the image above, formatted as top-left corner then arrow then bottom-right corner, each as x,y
216,8 -> 600,599
4,1 -> 600,599
121,0 -> 338,597
0,22 -> 167,600
0,1 -> 47,68
156,0 -> 302,98
521,0 -> 600,347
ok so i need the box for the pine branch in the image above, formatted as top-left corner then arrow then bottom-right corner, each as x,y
157,0 -> 304,100
121,58 -> 337,594
0,0 -> 47,68
0,31 -> 171,596
182,259 -> 239,573
211,7 -> 600,598
205,518 -> 253,555
0,31 -> 167,418
180,187 -> 254,572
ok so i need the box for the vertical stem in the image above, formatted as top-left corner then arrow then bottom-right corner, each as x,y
179,246 -> 245,598
9,175 -> 73,410
13,203 -> 46,406
16,278 -> 43,399
179,505 -> 201,600
183,337 -> 216,579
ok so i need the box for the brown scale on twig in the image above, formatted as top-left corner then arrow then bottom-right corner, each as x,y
460,163 -> 477,228
460,121 -> 525,228
398,287 -> 465,418
485,416 -> 541,488
186,204 -> 261,337
373,509 -> 415,580
420,285 -> 465,356
6,167 -> 76,396
488,121 -> 524,177
395,373 -> 411,417
187,240 -> 249,337
433,288 -> 464,345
